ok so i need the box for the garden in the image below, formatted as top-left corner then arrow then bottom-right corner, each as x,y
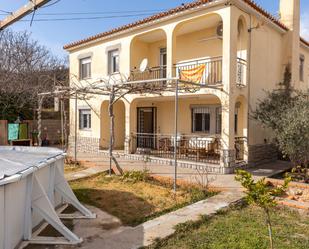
69,170 -> 216,226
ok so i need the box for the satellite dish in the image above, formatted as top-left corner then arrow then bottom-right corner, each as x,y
216,22 -> 223,37
139,58 -> 148,72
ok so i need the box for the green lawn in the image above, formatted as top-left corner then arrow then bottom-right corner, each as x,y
146,205 -> 309,249
70,172 -> 215,226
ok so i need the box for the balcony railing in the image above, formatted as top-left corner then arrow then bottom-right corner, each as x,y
129,66 -> 166,81
174,56 -> 222,85
236,58 -> 247,87
131,133 -> 221,164
129,56 -> 246,87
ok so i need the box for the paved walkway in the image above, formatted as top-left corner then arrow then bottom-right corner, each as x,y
41,191 -> 243,249
67,154 -> 292,191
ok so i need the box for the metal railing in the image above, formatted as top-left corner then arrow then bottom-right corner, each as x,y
236,58 -> 247,87
131,133 -> 221,164
129,56 -> 246,87
235,136 -> 246,161
129,66 -> 166,81
174,56 -> 223,85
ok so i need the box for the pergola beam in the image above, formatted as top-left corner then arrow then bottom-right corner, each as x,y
37,76 -> 224,191
0,0 -> 52,30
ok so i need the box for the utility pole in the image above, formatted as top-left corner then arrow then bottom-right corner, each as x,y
0,0 -> 52,30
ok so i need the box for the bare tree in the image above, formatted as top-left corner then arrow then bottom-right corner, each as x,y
0,29 -> 68,121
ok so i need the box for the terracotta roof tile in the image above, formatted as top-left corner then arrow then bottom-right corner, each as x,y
63,0 -> 309,50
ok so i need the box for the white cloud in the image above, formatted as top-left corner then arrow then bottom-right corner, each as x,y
301,12 -> 309,40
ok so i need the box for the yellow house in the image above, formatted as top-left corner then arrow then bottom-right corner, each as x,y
64,0 -> 309,173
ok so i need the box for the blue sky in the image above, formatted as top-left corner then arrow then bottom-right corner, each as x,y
1,0 -> 309,58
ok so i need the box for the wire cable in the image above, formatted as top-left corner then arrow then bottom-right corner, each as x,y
0,9 -> 12,14
0,9 -> 166,16
41,0 -> 62,9
18,13 -> 160,22
25,9 -> 167,15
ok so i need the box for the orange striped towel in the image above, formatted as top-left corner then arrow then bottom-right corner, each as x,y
179,64 -> 206,84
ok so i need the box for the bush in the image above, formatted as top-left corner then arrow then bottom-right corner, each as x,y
254,65 -> 309,181
121,170 -> 150,183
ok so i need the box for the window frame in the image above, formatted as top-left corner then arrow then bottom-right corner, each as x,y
215,107 -> 222,134
79,57 -> 92,80
108,49 -> 120,74
191,107 -> 211,133
79,109 -> 91,130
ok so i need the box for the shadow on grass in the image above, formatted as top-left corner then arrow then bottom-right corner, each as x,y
74,188 -> 157,226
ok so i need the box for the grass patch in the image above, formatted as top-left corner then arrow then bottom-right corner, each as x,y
145,205 -> 309,249
64,163 -> 86,174
70,171 -> 216,226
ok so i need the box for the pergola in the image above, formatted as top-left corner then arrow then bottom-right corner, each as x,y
38,74 -> 223,191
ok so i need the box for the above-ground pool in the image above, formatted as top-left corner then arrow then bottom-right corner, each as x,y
0,146 -> 95,249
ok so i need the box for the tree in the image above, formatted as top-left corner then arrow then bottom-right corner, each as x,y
0,29 -> 68,121
235,170 -> 290,249
254,65 -> 309,182
276,94 -> 309,181
254,65 -> 293,131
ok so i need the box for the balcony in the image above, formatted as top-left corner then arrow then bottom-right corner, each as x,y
129,56 -> 247,87
129,65 -> 166,82
174,56 -> 222,85
236,58 -> 247,87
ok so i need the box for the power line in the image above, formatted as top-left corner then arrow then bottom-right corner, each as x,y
18,13 -> 161,22
0,9 -> 166,16
0,10 -> 12,15
40,0 -> 62,8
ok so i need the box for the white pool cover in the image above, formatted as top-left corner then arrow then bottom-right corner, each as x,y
0,147 -> 96,249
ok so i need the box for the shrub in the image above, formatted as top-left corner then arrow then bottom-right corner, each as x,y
235,170 -> 291,249
121,170 -> 150,183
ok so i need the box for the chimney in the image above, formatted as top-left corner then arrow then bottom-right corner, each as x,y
279,0 -> 300,86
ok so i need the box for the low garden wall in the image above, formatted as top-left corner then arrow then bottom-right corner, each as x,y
248,143 -> 278,166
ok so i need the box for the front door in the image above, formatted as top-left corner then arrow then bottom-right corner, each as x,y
137,107 -> 157,148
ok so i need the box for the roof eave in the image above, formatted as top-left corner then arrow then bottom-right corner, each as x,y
64,0 -> 227,52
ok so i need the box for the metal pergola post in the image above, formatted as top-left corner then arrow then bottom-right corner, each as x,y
37,96 -> 44,146
173,79 -> 179,192
60,99 -> 64,150
74,91 -> 78,163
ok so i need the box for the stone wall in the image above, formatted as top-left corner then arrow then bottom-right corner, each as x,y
248,143 -> 278,166
68,136 -> 100,154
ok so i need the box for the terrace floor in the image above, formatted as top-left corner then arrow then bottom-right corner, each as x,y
68,153 -> 292,191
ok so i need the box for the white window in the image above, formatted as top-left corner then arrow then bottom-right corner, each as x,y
79,109 -> 91,130
108,49 -> 119,74
80,57 -> 91,79
300,55 -> 305,82
192,107 -> 210,133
